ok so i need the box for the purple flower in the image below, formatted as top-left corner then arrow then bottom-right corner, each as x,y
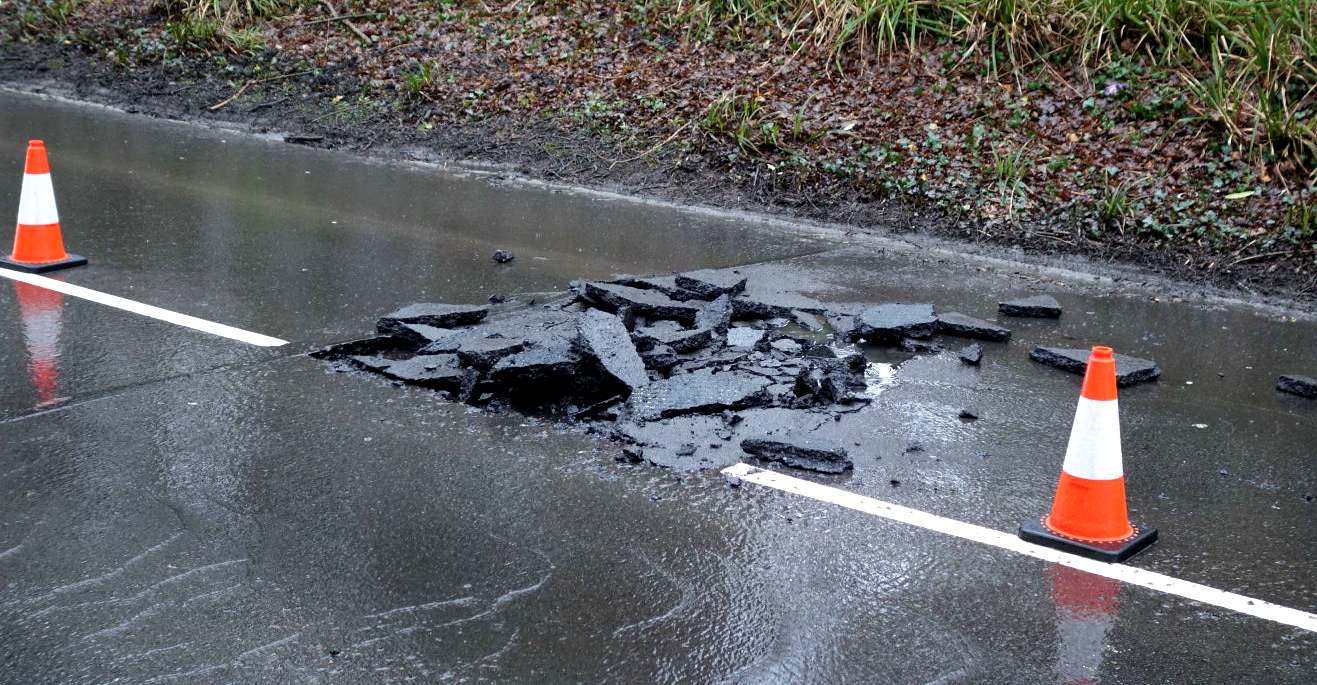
1102,81 -> 1127,97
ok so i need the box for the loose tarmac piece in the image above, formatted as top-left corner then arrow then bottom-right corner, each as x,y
935,312 -> 1012,341
740,437 -> 853,474
999,295 -> 1063,318
1276,374 -> 1317,399
1030,346 -> 1162,386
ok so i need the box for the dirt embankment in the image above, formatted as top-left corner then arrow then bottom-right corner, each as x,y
0,1 -> 1314,305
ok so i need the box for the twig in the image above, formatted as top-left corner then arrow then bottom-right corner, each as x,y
318,0 -> 370,45
1226,250 -> 1290,268
297,12 -> 376,27
248,96 -> 289,113
209,70 -> 314,111
609,121 -> 691,169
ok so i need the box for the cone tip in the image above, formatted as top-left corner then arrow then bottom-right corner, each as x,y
29,139 -> 45,148
1090,345 -> 1114,360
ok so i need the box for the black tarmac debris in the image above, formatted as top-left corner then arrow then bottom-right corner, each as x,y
492,249 -> 515,263
935,312 -> 1012,341
999,295 -> 1063,318
1277,375 -> 1317,399
958,343 -> 984,365
854,304 -> 937,342
1029,346 -> 1162,386
318,269 -> 1149,474
740,437 -> 853,474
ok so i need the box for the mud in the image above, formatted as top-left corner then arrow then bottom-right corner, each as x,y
2,41 -> 1315,309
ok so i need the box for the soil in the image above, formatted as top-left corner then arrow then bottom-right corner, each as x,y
1,38 -> 1314,310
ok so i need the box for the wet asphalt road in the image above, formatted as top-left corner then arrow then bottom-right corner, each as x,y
1,90 -> 1314,684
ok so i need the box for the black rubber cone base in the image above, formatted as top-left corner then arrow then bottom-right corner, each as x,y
1019,517 -> 1158,563
0,253 -> 87,273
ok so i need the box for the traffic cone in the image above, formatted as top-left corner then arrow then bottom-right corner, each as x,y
1019,345 -> 1157,562
1,140 -> 87,273
1048,564 -> 1120,684
12,279 -> 67,408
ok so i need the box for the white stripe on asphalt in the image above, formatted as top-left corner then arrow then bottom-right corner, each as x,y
721,463 -> 1317,634
0,268 -> 288,347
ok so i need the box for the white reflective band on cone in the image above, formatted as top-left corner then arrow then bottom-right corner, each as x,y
1061,397 -> 1123,480
17,173 -> 59,226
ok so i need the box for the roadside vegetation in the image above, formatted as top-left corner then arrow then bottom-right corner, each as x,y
2,0 -> 1314,288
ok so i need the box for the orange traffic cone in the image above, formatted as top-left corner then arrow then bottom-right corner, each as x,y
1020,345 -> 1157,562
1,140 -> 87,273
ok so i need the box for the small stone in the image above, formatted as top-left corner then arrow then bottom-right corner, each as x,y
935,312 -> 1012,341
740,437 -> 852,474
958,409 -> 979,420
999,295 -> 1062,318
675,443 -> 697,457
492,249 -> 515,263
1277,375 -> 1317,399
853,304 -> 937,342
958,343 -> 984,366
905,441 -> 925,453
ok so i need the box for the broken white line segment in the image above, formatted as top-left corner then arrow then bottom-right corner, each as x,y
721,463 -> 1317,634
0,267 -> 288,347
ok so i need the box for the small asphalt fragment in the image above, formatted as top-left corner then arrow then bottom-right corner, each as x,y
958,343 -> 984,366
998,294 -> 1063,318
492,249 -> 515,263
1029,346 -> 1161,386
1276,374 -> 1317,398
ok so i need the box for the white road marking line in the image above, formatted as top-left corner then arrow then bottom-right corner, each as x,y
722,463 -> 1317,634
0,267 -> 288,347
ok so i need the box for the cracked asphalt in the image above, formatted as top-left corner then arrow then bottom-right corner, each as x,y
1,90 -> 1314,684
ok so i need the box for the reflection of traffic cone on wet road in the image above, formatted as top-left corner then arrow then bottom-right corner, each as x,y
1020,345 -> 1157,562
1,140 -> 86,273
1048,564 -> 1120,684
12,280 -> 67,407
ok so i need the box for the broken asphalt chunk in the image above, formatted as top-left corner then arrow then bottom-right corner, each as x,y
489,337 -> 582,385
626,369 -> 772,420
935,312 -> 1012,341
583,282 -> 702,324
633,320 -> 715,353
1277,375 -> 1317,399
374,354 -> 471,393
958,343 -> 984,365
674,270 -> 747,298
694,294 -> 733,334
577,309 -> 650,392
378,303 -> 489,334
1030,346 -> 1161,386
740,437 -> 853,474
854,304 -> 937,342
492,249 -> 515,263
639,344 -> 679,371
998,295 -> 1062,318
454,336 -> 528,369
